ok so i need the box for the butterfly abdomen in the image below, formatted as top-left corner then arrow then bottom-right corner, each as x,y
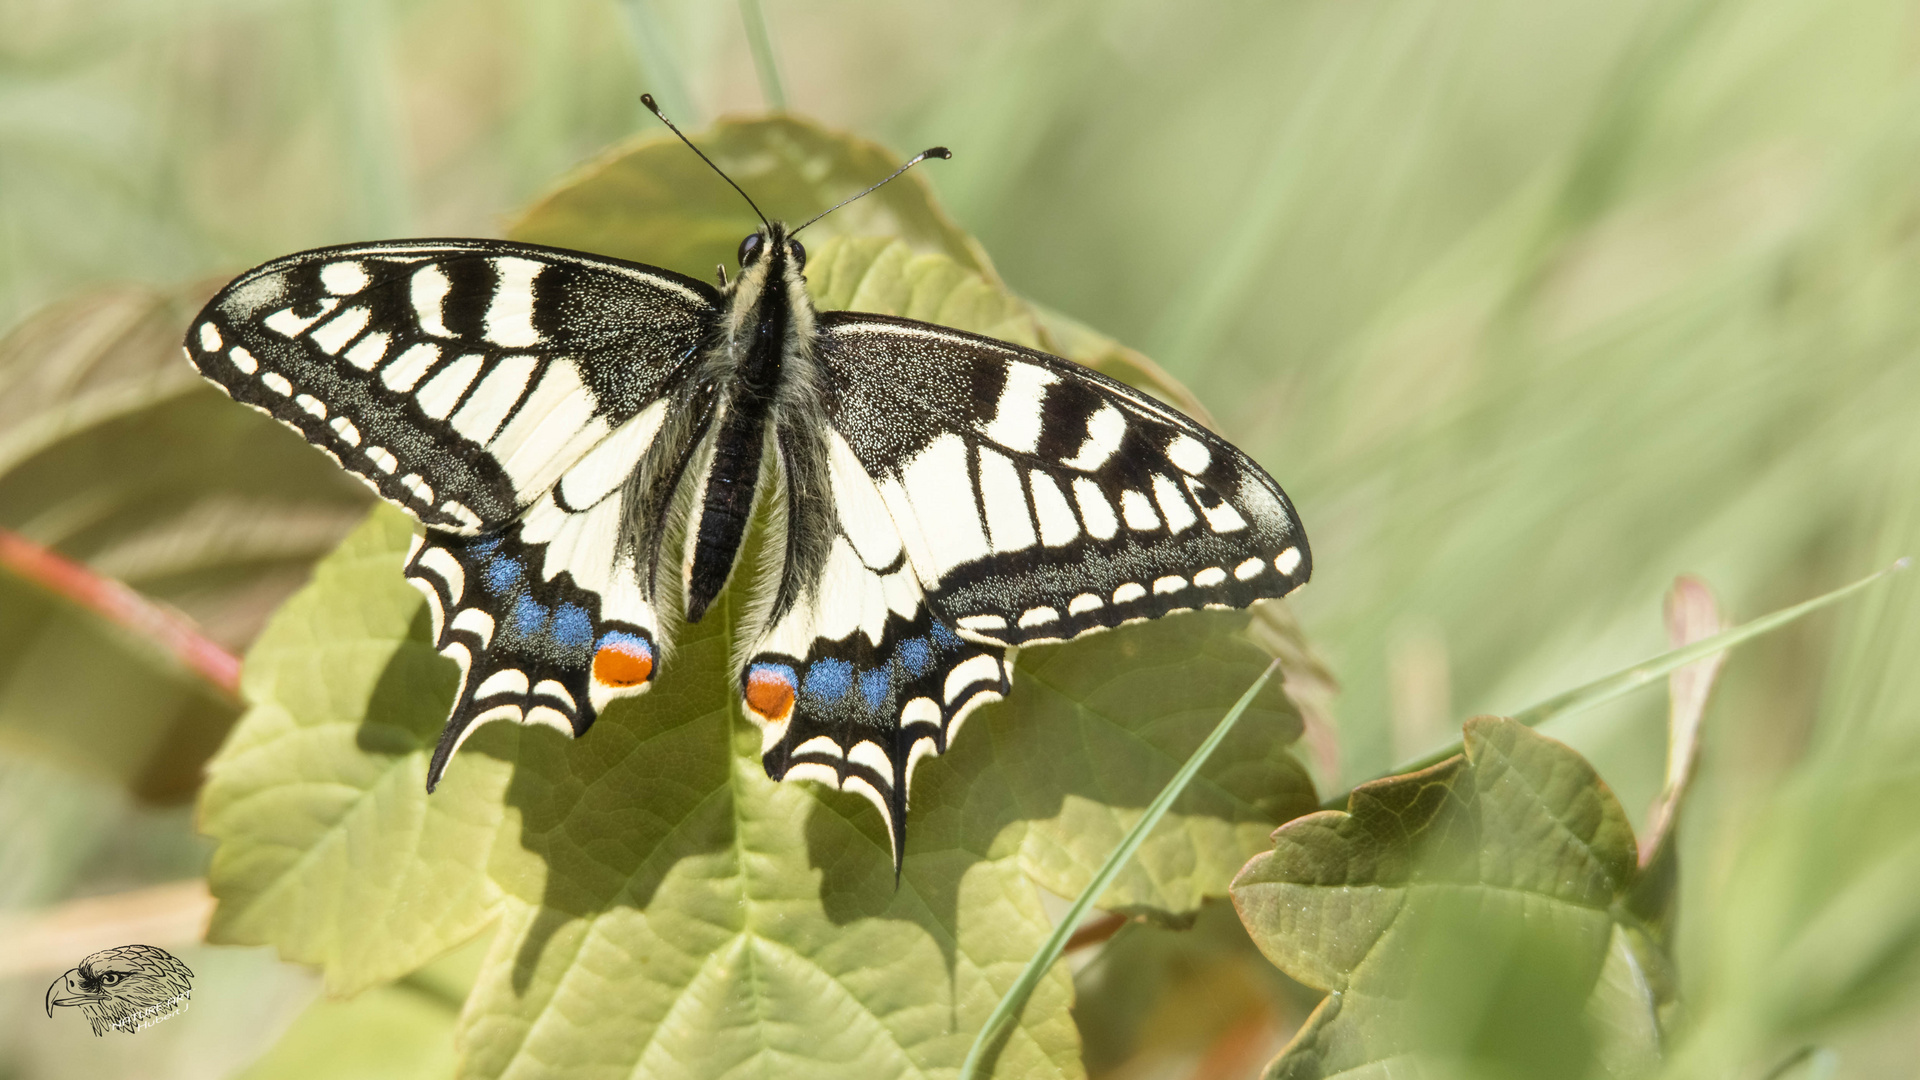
684,398 -> 772,622
684,233 -> 802,624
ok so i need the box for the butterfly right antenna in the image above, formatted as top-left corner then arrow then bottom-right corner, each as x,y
642,93 -> 771,229
792,147 -> 951,236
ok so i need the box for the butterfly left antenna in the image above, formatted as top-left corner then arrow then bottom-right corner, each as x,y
642,93 -> 770,229
792,146 -> 952,235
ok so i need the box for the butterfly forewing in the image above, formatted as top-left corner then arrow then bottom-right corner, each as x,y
814,313 -> 1310,644
185,240 -> 718,532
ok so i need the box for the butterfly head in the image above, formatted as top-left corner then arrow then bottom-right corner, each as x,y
724,221 -> 812,323
737,225 -> 805,276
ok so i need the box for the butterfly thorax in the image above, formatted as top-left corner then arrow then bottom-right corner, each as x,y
682,222 -> 825,624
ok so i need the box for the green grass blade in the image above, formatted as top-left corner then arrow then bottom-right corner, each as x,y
958,658 -> 1282,1080
738,0 -> 786,111
1333,559 -> 1911,805
616,0 -> 694,123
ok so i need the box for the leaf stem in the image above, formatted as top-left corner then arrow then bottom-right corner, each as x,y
958,659 -> 1281,1080
1322,558 -> 1910,811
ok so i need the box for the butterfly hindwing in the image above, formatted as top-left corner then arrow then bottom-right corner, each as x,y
741,425 -> 1010,862
406,399 -> 678,784
746,608 -> 1007,864
185,239 -> 719,533
815,312 -> 1311,646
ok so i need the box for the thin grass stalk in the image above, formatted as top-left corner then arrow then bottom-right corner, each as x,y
1323,559 -> 1911,810
739,0 -> 786,111
958,659 -> 1281,1080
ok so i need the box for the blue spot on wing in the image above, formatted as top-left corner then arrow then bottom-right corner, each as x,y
485,556 -> 524,594
750,661 -> 796,686
859,669 -> 889,710
552,603 -> 593,648
803,659 -> 854,703
896,637 -> 932,677
514,596 -> 544,636
930,621 -> 961,652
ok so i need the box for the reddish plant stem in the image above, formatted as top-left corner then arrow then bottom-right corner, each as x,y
0,528 -> 240,699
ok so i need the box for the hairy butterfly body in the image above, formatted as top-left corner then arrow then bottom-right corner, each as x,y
184,123 -> 1311,871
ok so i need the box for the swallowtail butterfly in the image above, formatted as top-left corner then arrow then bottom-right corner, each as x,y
183,99 -> 1311,870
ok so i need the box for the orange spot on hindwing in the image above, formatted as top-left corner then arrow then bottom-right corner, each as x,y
592,634 -> 653,687
745,664 -> 797,723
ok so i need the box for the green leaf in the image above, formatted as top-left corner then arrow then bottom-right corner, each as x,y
806,234 -> 1216,418
205,505 -> 1085,1076
808,235 -> 1042,347
209,513 -> 1307,1078
962,659 -> 1288,1080
1005,625 -> 1312,918
204,428 -> 1303,1080
1232,717 -> 1657,1079
199,117 -> 1320,1078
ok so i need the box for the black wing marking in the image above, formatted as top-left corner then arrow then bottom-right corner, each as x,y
813,311 -> 1311,647
184,239 -> 719,533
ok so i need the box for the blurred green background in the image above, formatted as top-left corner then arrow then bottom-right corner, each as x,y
5,0 -> 1920,1077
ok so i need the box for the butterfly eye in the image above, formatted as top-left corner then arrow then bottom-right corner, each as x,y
787,239 -> 806,270
737,234 -> 763,267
